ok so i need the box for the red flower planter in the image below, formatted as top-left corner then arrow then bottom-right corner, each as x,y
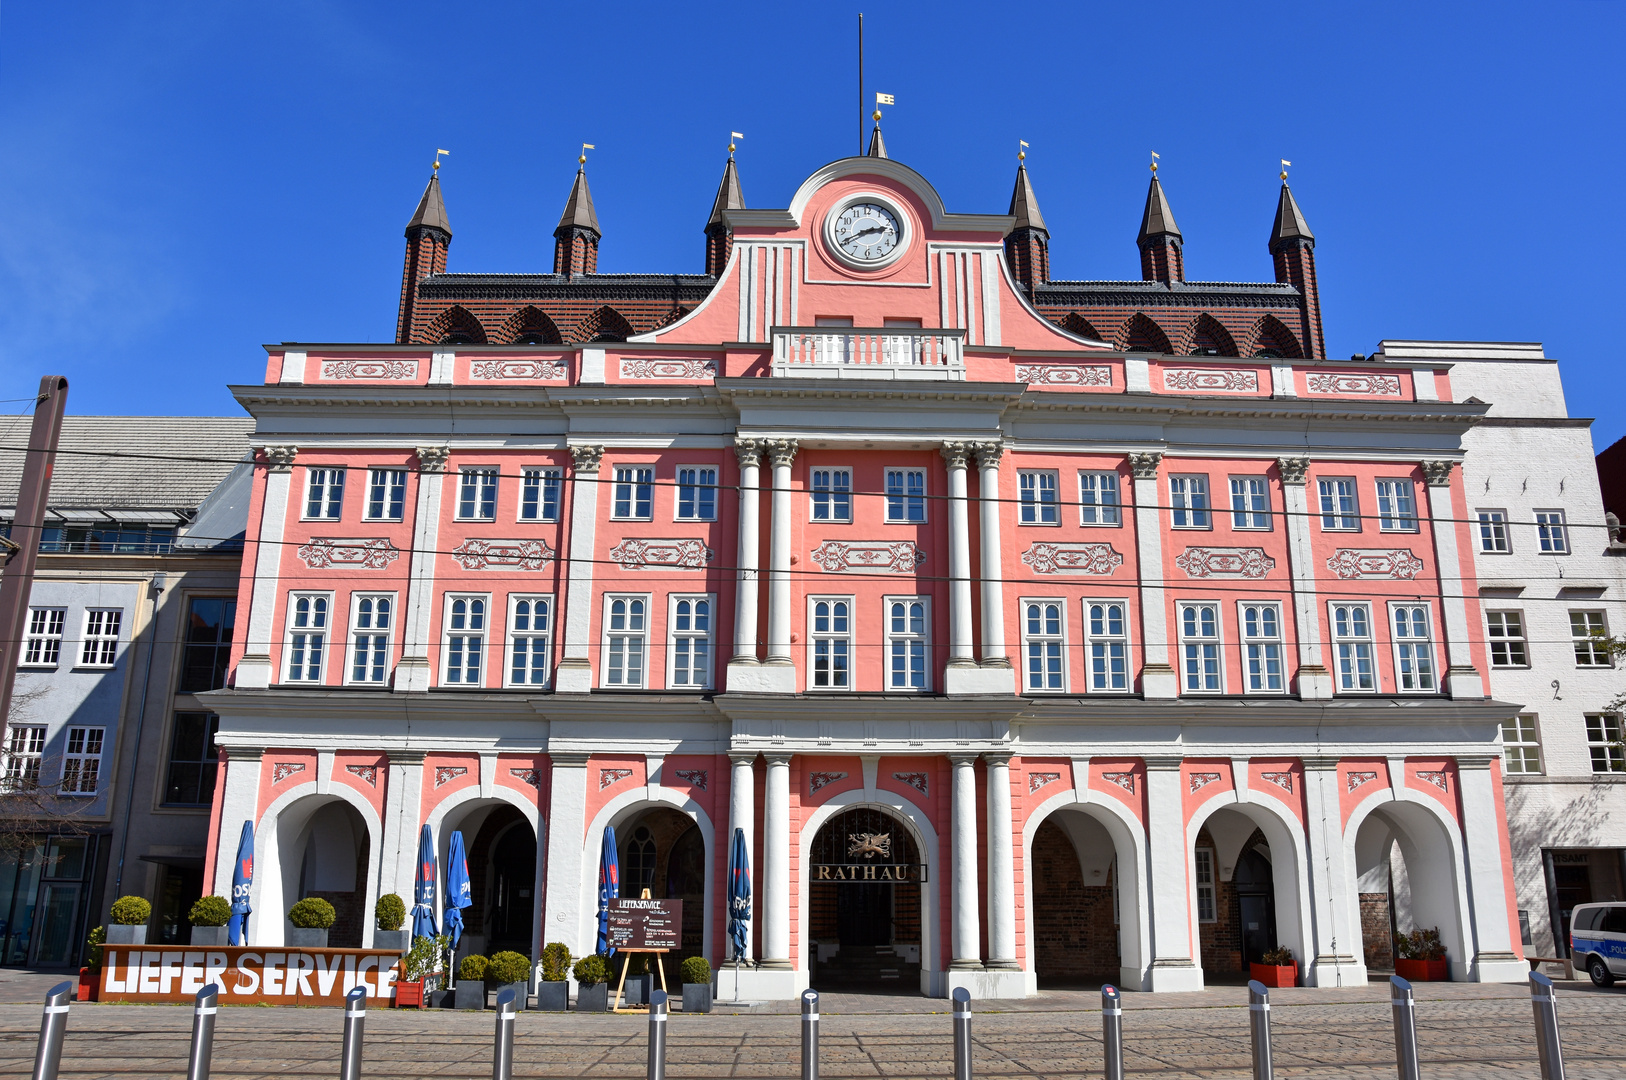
1249,962 -> 1297,988
394,979 -> 424,1008
76,967 -> 96,1002
1395,958 -> 1449,982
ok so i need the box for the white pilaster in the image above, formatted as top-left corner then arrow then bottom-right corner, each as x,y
727,753 -> 756,963
949,754 -> 983,970
741,439 -> 798,694
731,439 -> 762,666
210,747 -> 262,895
542,753 -> 590,956
1423,461 -> 1485,699
1129,453 -> 1177,698
555,444 -> 604,693
974,442 -> 1009,667
379,750 -> 426,903
237,449 -> 297,688
1277,457 -> 1333,699
984,753 -> 1017,969
1146,756 -> 1203,990
394,446 -> 448,692
941,441 -> 982,694
761,754 -> 791,967
1300,757 -> 1364,986
1456,755 -> 1527,982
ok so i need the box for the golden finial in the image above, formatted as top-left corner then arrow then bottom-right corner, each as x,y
729,131 -> 743,158
874,91 -> 893,124
433,148 -> 450,173
1018,139 -> 1028,162
1280,158 -> 1292,182
1150,150 -> 1160,175
580,142 -> 595,166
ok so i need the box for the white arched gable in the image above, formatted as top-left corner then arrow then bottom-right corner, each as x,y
252,780 -> 383,949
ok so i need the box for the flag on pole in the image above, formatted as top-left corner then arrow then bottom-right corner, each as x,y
731,132 -> 745,140
875,92 -> 894,105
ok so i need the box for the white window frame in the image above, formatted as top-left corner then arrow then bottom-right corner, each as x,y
346,592 -> 397,685
675,466 -> 719,522
1501,714 -> 1542,775
61,726 -> 104,795
1477,509 -> 1510,553
1389,603 -> 1438,693
602,594 -> 651,688
1330,601 -> 1377,693
1486,610 -> 1528,668
1020,597 -> 1068,693
1228,476 -> 1271,530
1375,478 -> 1419,532
1018,470 -> 1060,525
1535,509 -> 1569,554
1571,610 -> 1611,668
506,593 -> 553,688
1194,847 -> 1217,922
3,725 -> 45,787
1178,601 -> 1224,694
365,467 -> 408,522
885,468 -> 928,524
668,593 -> 717,689
810,467 -> 853,523
1237,600 -> 1284,694
884,594 -> 931,692
283,592 -> 333,684
1170,474 -> 1211,529
520,467 -> 563,523
1078,471 -> 1121,526
1083,598 -> 1131,694
78,609 -> 122,668
442,593 -> 490,687
1585,713 -> 1625,774
22,607 -> 66,668
456,467 -> 499,522
303,467 -> 346,521
1317,477 -> 1361,531
807,595 -> 855,692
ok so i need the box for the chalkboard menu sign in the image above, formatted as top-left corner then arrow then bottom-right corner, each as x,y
607,898 -> 683,950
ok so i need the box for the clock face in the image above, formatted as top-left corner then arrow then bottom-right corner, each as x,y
831,201 -> 902,264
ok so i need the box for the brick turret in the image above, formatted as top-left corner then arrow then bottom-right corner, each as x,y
1137,172 -> 1183,284
704,153 -> 745,277
1269,179 -> 1325,359
554,165 -> 602,276
1004,161 -> 1049,294
396,167 -> 452,343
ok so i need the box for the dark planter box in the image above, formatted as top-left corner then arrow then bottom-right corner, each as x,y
496,982 -> 529,1009
428,989 -> 453,1009
576,983 -> 609,1012
455,981 -> 487,1010
190,925 -> 229,947
1395,958 -> 1449,982
535,981 -> 569,1012
106,924 -> 147,945
288,927 -> 328,948
373,929 -> 408,952
621,973 -> 652,1005
682,983 -> 712,1014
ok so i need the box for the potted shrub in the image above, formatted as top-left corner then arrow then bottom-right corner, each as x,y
78,926 -> 105,1002
574,954 -> 611,1013
287,897 -> 336,948
398,934 -> 444,1009
107,895 -> 151,945
536,943 -> 572,1012
189,896 -> 232,946
456,954 -> 489,1010
680,956 -> 712,1014
621,951 -> 652,1006
489,951 -> 532,1010
1395,927 -> 1449,982
374,894 -> 408,952
1249,946 -> 1296,988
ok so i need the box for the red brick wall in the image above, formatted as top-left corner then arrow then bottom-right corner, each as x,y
1029,821 -> 1120,979
1361,892 -> 1394,970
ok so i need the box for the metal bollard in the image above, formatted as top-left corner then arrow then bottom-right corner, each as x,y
1529,971 -> 1566,1080
1389,976 -> 1420,1080
492,988 -> 517,1080
1247,980 -> 1273,1080
186,983 -> 220,1080
339,985 -> 367,1080
30,981 -> 73,1080
646,989 -> 668,1080
952,986 -> 972,1080
800,989 -> 820,1080
1100,984 -> 1124,1080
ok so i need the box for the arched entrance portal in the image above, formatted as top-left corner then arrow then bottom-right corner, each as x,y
614,807 -> 707,966
808,806 -> 923,990
1029,815 -> 1121,986
1349,799 -> 1471,978
444,804 -> 539,959
1194,812 -> 1288,978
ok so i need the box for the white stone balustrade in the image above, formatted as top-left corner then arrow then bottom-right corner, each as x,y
771,326 -> 966,379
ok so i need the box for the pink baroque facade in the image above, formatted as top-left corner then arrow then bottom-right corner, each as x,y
204,155 -> 1524,998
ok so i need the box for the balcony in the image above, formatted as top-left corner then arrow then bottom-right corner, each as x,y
771,327 -> 966,380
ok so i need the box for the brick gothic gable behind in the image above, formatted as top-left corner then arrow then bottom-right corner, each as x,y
404,273 -> 714,345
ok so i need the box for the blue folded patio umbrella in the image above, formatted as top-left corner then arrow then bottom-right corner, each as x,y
597,826 -> 619,958
411,824 -> 439,942
444,831 -> 472,950
727,827 -> 751,962
227,821 -> 254,946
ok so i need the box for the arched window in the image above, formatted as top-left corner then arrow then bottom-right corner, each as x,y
626,825 -> 657,896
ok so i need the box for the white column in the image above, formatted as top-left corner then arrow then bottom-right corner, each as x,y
1456,754 -> 1527,982
732,439 -> 762,665
728,753 -> 757,963
942,442 -> 976,668
395,446 -> 448,692
1300,757 -> 1363,986
974,441 -> 1008,667
751,439 -> 798,694
1144,756 -> 1202,990
1128,453 -> 1177,698
984,753 -> 1017,969
555,444 -> 604,693
379,750 -> 426,905
760,754 -> 791,968
949,754 -> 983,969
235,447 -> 296,688
1423,460 -> 1485,699
1277,457 -> 1333,699
209,747 -> 262,895
542,753 -> 591,956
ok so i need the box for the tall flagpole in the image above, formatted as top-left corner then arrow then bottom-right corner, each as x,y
858,13 -> 864,156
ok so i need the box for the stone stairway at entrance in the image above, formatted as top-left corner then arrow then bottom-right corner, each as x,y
811,945 -> 922,989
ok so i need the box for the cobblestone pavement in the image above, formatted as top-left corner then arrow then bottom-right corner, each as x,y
0,973 -> 1623,1079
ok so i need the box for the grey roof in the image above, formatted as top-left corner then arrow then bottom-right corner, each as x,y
1270,182 -> 1314,248
175,456 -> 253,550
556,167 -> 601,236
0,416 -> 254,516
707,157 -> 746,228
405,172 -> 452,237
1007,164 -> 1047,234
866,126 -> 888,159
1137,174 -> 1181,244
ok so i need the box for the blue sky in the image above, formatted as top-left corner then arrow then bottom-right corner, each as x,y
2,2 -> 1622,443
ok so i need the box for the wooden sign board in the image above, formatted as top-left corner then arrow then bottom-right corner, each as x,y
99,947 -> 403,1005
607,898 -> 682,950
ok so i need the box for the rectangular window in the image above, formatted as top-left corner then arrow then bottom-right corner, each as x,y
1022,599 -> 1066,693
1486,611 -> 1528,668
507,595 -> 552,687
1085,600 -> 1130,693
1019,471 -> 1059,525
1194,848 -> 1217,922
348,594 -> 394,684
79,609 -> 122,667
1229,477 -> 1271,530
669,594 -> 715,689
1179,602 -> 1222,693
1477,510 -> 1510,553
1536,510 -> 1569,554
1317,478 -> 1360,530
603,595 -> 649,687
366,468 -> 407,521
1239,602 -> 1283,693
1585,713 -> 1625,773
443,595 -> 488,685
520,467 -> 562,522
886,596 -> 930,691
22,608 -> 65,667
1571,611 -> 1611,667
305,468 -> 345,520
284,594 -> 330,682
1331,603 -> 1376,692
1375,479 -> 1418,532
3,725 -> 45,787
1391,604 -> 1437,692
163,712 -> 220,806
1171,475 -> 1211,529
179,597 -> 236,692
809,597 -> 853,690
885,469 -> 927,523
1501,714 -> 1542,775
612,467 -> 654,520
60,727 -> 104,795
676,468 -> 718,521
810,468 -> 853,522
1078,471 -> 1121,525
458,468 -> 499,521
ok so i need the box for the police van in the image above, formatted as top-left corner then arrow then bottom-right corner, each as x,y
1569,902 -> 1626,987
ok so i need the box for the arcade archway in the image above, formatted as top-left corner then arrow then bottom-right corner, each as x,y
807,805 -> 923,990
614,806 -> 707,966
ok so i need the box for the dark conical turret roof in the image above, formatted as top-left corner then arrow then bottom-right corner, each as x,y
1270,181 -> 1314,248
707,157 -> 745,228
556,166 -> 601,236
405,171 -> 451,238
1136,173 -> 1180,245
866,125 -> 888,159
1008,163 -> 1047,234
